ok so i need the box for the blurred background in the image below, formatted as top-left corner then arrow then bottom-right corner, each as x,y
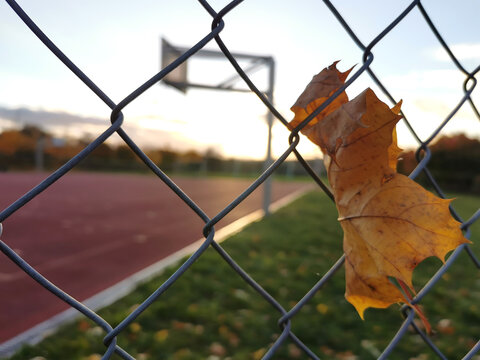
1,1 -> 479,358
0,0 -> 478,192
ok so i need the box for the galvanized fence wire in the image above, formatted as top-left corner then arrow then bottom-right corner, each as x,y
0,0 -> 479,358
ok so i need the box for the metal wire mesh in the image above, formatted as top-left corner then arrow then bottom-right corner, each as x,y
1,0 -> 479,359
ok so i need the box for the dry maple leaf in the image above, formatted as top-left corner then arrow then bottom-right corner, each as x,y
289,61 -> 353,136
290,62 -> 469,321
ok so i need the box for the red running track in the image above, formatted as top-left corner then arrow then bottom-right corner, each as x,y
0,172 -> 312,343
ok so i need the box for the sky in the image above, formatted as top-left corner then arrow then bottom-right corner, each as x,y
0,0 -> 479,160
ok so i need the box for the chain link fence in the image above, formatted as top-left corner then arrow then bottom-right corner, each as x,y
1,0 -> 479,359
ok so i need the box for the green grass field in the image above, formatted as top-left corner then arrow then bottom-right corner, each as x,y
5,191 -> 479,360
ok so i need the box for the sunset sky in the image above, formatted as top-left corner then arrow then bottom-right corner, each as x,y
1,0 -> 479,160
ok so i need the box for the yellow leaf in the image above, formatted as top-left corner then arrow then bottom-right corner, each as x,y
154,329 -> 169,342
252,347 -> 267,360
290,64 -> 470,321
84,355 -> 102,360
316,303 -> 329,314
129,322 -> 142,334
289,61 -> 353,136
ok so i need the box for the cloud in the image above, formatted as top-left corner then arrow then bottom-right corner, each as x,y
431,43 -> 480,63
0,106 -> 107,128
0,105 -> 207,153
413,97 -> 453,116
113,123 -> 203,151
383,69 -> 465,93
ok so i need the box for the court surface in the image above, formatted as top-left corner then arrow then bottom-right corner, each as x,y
0,172 -> 313,343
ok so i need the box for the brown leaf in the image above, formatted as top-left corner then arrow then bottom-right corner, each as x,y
290,65 -> 469,320
289,61 -> 353,137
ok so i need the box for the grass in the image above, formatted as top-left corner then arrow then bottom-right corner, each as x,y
5,190 -> 479,360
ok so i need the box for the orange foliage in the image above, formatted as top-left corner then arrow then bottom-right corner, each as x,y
0,130 -> 35,155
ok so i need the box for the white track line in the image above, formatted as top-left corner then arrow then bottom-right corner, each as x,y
0,187 -> 311,357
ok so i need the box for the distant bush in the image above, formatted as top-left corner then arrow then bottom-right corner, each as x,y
0,125 -> 322,178
398,134 -> 480,194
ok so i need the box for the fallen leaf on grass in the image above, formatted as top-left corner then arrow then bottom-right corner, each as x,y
154,329 -> 169,342
290,62 -> 469,322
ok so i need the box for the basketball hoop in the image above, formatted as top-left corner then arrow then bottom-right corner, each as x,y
159,37 -> 276,215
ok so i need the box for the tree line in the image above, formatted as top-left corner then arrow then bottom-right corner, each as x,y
397,133 -> 480,194
0,126 -> 321,178
0,126 -> 478,192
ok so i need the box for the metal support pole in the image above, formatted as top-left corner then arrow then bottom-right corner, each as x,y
262,58 -> 275,215
161,39 -> 276,215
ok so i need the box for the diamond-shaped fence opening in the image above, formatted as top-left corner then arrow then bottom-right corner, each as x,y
0,0 -> 479,359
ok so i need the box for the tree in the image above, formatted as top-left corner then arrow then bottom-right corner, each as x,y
398,134 -> 480,194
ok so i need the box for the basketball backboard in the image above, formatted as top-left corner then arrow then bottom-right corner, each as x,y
161,38 -> 188,93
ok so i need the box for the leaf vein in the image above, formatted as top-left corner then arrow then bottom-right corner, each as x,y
339,215 -> 458,240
